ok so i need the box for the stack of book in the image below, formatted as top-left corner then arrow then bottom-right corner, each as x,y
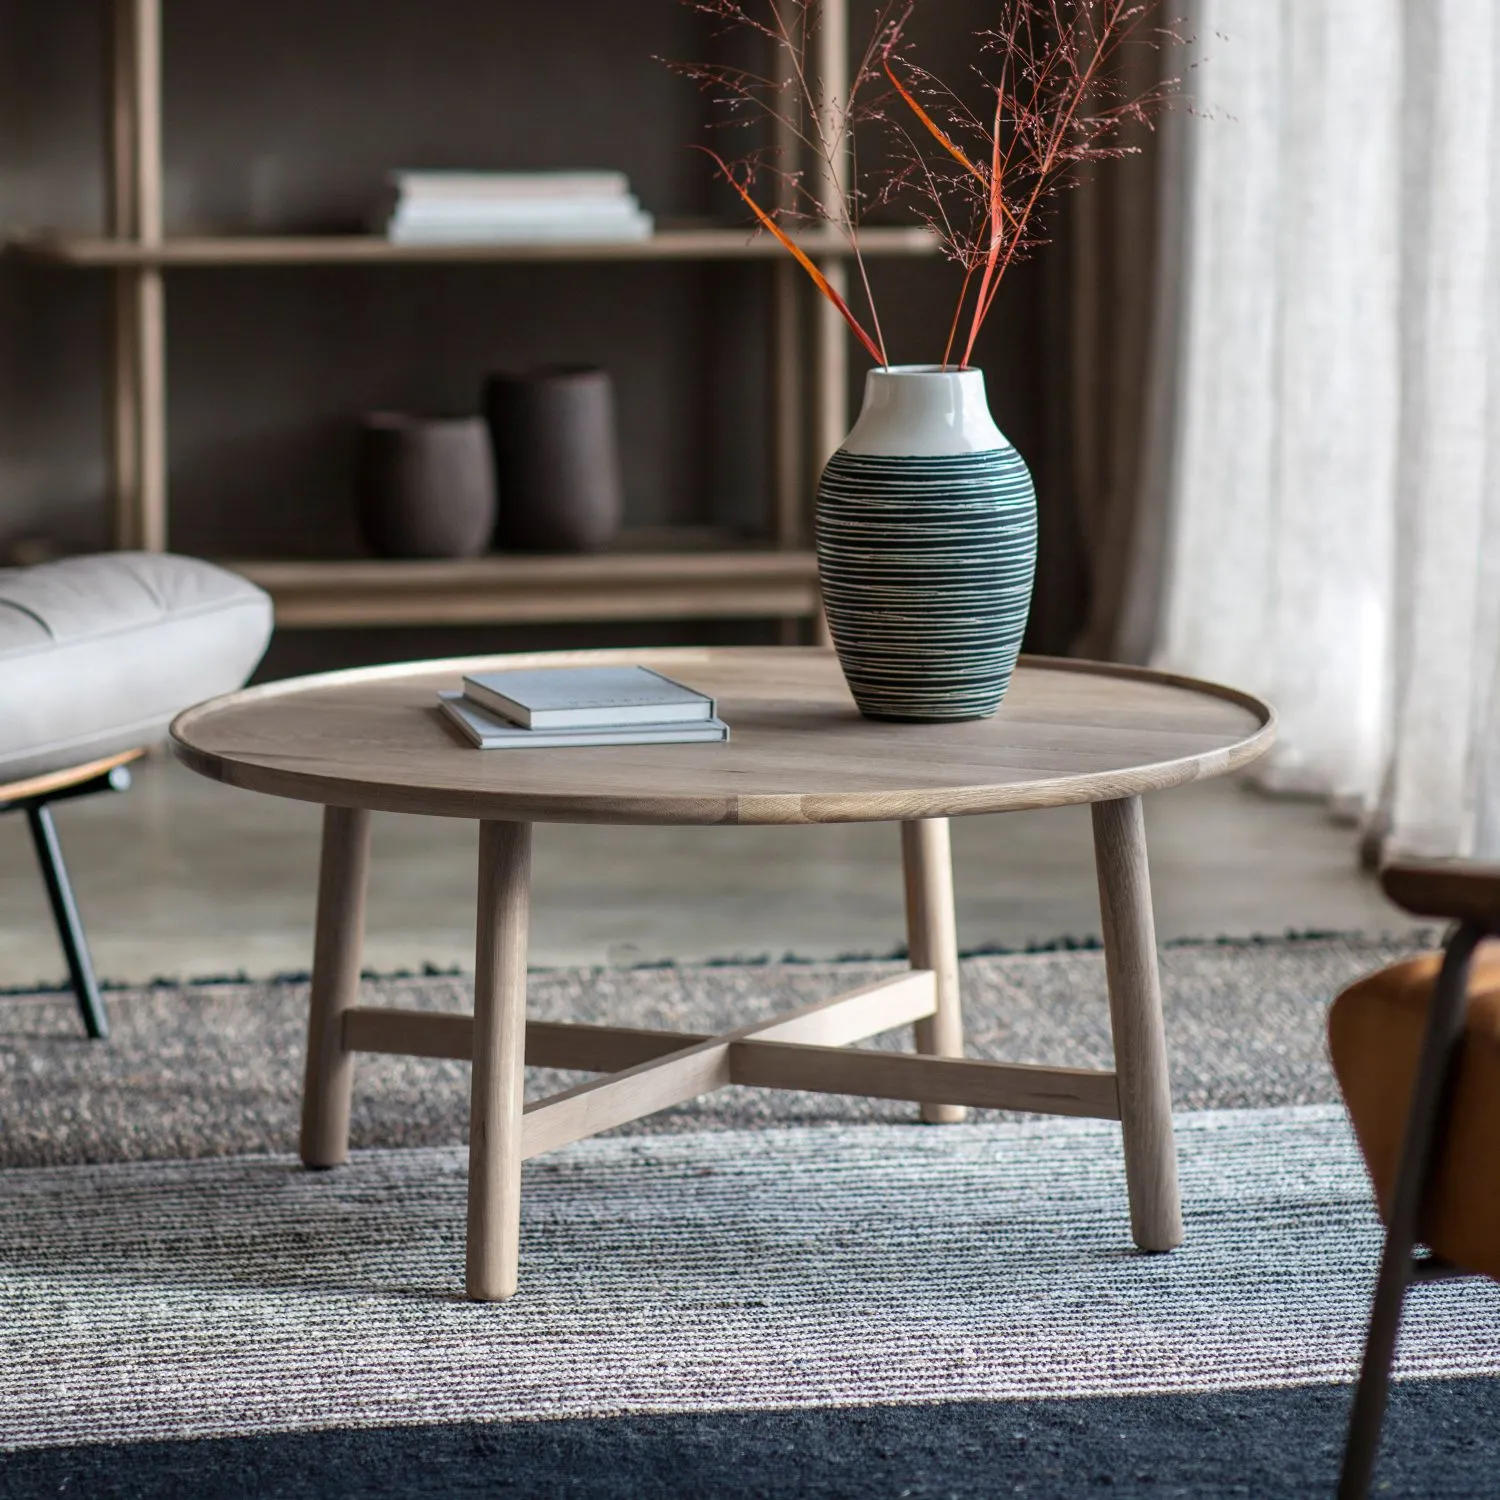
378,170 -> 654,245
438,665 -> 729,749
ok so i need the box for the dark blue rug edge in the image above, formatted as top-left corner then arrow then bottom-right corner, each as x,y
2,1379 -> 1496,1500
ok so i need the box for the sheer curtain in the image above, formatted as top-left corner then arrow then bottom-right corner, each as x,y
1145,0 -> 1500,858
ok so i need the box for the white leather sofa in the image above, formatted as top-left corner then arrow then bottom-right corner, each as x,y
0,553 -> 273,1035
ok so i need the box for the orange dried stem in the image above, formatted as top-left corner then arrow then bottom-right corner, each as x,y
961,87 -> 1008,368
696,147 -> 886,367
883,57 -> 982,185
964,5 -> 1118,361
942,261 -> 976,370
884,54 -> 1019,233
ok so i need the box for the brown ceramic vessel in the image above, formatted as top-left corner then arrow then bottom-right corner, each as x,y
483,366 -> 624,552
355,413 -> 497,559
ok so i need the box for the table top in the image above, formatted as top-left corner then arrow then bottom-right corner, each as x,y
170,648 -> 1275,826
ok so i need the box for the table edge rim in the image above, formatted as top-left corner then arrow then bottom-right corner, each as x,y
169,647 -> 1278,826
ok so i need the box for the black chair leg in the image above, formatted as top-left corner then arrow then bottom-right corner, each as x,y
25,801 -> 109,1040
1339,1183 -> 1419,1496
1338,922 -> 1480,1498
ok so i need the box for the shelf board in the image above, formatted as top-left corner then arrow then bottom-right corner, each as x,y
7,225 -> 939,269
227,547 -> 822,628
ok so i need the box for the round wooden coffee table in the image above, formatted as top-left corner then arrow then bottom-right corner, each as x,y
172,647 -> 1274,1302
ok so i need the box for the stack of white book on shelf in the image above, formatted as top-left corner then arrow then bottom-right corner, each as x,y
378,170 -> 654,245
438,665 -> 729,749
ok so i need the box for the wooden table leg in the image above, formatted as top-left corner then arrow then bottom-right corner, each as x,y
902,817 -> 966,1124
1092,795 -> 1183,1252
466,820 -> 533,1302
300,805 -> 372,1169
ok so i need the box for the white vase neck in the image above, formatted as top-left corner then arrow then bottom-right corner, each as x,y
840,365 -> 1009,457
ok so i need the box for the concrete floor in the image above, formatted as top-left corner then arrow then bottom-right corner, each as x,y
0,752 -> 1409,988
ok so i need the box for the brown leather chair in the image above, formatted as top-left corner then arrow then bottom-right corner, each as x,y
1328,862 -> 1500,1498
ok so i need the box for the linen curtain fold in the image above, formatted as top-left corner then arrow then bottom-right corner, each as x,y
1065,19 -> 1182,667
1141,0 -> 1500,858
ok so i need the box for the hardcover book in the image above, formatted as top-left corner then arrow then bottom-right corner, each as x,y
460,665 -> 716,730
438,692 -> 728,750
386,170 -> 632,201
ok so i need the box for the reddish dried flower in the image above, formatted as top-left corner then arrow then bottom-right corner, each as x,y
669,0 -> 1182,367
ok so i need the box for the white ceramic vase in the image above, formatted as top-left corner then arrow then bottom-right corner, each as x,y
815,365 -> 1038,722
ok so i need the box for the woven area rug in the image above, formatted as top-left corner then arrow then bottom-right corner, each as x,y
4,939 -> 1499,1497
0,937 -> 1441,1164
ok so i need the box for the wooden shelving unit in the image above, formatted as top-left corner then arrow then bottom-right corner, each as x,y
234,547 -> 822,629
9,225 -> 937,268
8,0 -> 930,630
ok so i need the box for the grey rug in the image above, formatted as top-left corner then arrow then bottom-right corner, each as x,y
3,1108 -> 1499,1453
0,937 -> 1433,1167
8,937 -> 1499,1495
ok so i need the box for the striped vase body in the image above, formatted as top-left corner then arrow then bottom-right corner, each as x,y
816,366 -> 1037,722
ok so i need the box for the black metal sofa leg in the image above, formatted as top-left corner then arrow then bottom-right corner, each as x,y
25,802 -> 110,1040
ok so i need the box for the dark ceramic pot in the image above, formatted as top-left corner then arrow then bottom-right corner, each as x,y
483,366 -> 624,552
355,413 -> 496,559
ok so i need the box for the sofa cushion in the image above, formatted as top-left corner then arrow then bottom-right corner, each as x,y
0,553 -> 273,783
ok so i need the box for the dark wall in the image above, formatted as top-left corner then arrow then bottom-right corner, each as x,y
0,0 -> 1076,667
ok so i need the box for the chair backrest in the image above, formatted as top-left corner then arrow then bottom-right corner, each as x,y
1329,863 -> 1500,1281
